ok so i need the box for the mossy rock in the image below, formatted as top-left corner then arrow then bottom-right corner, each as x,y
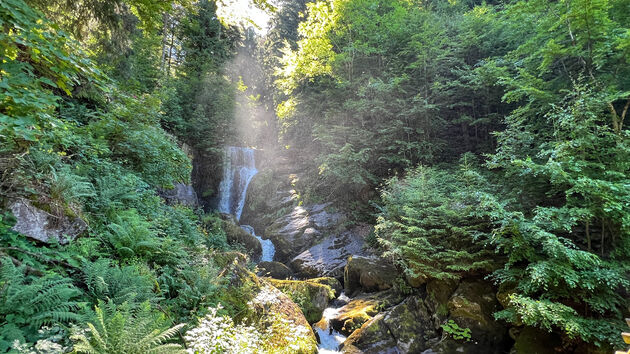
330,297 -> 382,335
268,278 -> 335,323
308,277 -> 342,297
221,219 -> 262,259
217,261 -> 261,322
342,313 -> 398,354
257,261 -> 292,279
213,251 -> 249,268
248,282 -> 318,353
442,280 -> 511,354
342,296 -> 437,353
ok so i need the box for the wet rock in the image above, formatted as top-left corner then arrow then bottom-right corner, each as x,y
264,203 -> 344,262
291,225 -> 371,279
341,313 -> 399,354
257,261 -> 292,279
331,297 -> 381,336
159,183 -> 198,206
341,296 -> 437,354
221,218 -> 262,259
9,199 -> 86,244
344,256 -> 398,294
268,278 -> 335,323
329,290 -> 404,336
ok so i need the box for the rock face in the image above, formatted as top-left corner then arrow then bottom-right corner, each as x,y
291,225 -> 372,279
9,199 -> 86,244
344,256 -> 398,294
264,203 -> 344,262
257,261 -> 292,279
160,183 -> 198,206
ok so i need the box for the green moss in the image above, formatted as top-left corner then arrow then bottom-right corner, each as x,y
268,279 -> 334,323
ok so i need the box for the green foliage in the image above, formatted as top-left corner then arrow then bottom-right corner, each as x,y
0,259 -> 85,351
441,320 -> 471,342
71,301 -> 185,354
157,260 -> 223,321
376,155 -> 496,281
82,259 -> 158,306
0,0 -> 104,152
274,0 -> 510,201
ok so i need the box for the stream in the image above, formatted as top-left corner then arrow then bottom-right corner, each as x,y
217,146 -> 347,353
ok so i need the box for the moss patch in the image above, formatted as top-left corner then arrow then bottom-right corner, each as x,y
268,278 -> 335,323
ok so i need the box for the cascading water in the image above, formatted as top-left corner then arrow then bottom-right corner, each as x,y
241,225 -> 275,262
217,146 -> 275,261
314,293 -> 349,353
217,146 -> 258,221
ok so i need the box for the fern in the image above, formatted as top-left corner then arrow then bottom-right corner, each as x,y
82,259 -> 157,306
71,301 -> 185,354
0,258 -> 85,351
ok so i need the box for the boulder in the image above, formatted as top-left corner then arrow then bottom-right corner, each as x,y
331,297 -> 381,336
425,278 -> 460,327
160,183 -> 198,206
329,290 -> 404,336
341,296 -> 437,354
268,278 -> 335,323
9,199 -> 86,244
308,277 -> 343,297
344,256 -> 398,294
257,261 -> 292,279
341,313 -> 399,354
291,225 -> 372,279
217,261 -> 318,354
264,203 -> 344,262
250,282 -> 318,354
221,219 -> 262,259
427,280 -> 511,354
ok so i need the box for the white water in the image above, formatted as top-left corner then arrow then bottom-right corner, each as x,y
315,293 -> 349,353
217,146 -> 258,221
241,224 -> 275,262
217,146 -> 275,261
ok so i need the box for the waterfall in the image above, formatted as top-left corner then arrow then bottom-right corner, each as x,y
217,146 -> 257,221
218,146 -> 276,262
